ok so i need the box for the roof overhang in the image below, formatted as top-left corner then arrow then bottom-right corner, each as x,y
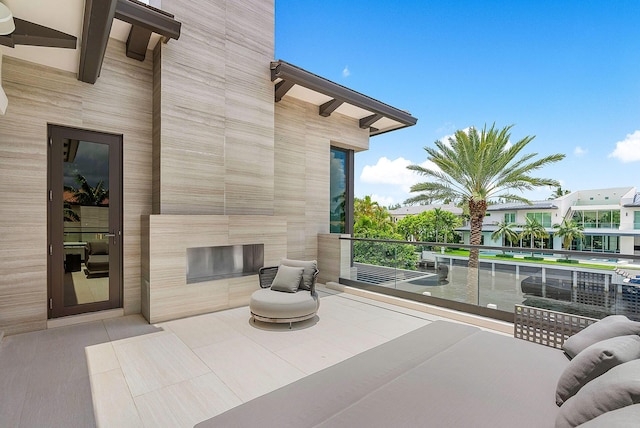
0,0 -> 181,84
270,60 -> 417,136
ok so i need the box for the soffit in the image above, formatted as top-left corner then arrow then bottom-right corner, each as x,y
271,60 -> 418,137
0,0 -> 178,81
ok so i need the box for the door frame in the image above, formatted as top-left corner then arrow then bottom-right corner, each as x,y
47,124 -> 123,318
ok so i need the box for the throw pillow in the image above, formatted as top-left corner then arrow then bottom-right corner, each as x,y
556,335 -> 640,406
577,404 -> 640,427
555,359 -> 640,428
562,315 -> 640,359
280,259 -> 317,290
270,265 -> 304,293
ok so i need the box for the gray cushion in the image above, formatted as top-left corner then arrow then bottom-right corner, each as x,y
87,241 -> 109,255
280,259 -> 317,290
270,265 -> 304,293
556,335 -> 640,406
562,315 -> 640,359
555,359 -> 640,428
578,404 -> 640,427
250,288 -> 318,319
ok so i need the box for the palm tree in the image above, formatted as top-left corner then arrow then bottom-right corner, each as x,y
73,174 -> 109,206
491,221 -> 519,249
406,124 -> 565,302
553,219 -> 584,253
520,217 -> 549,253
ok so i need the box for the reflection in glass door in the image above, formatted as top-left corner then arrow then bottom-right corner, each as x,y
48,125 -> 122,318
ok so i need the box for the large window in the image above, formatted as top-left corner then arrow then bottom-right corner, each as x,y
577,235 -> 620,253
571,210 -> 620,229
330,147 -> 353,234
504,212 -> 516,223
526,212 -> 552,227
634,211 -> 640,230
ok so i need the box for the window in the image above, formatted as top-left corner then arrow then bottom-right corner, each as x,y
526,212 -> 551,227
330,147 -> 353,234
572,210 -> 620,228
635,212 -> 640,230
504,212 -> 516,224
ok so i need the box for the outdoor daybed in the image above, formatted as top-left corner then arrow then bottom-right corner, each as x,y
196,306 -> 640,427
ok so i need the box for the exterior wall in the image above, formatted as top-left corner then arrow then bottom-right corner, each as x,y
0,41 -> 153,334
154,0 -> 275,216
274,96 -> 368,260
144,215 -> 287,323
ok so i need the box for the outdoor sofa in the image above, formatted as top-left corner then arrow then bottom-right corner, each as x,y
196,305 -> 640,427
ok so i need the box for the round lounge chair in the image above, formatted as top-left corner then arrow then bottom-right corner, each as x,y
250,260 -> 319,328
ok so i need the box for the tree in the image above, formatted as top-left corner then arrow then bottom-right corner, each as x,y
520,217 -> 549,252
549,186 -> 570,200
354,196 -> 394,236
396,210 -> 461,243
491,221 -> 519,248
406,124 -> 565,302
553,219 -> 584,252
73,174 -> 109,206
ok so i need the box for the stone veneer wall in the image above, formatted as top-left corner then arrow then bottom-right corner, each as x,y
143,215 -> 286,323
0,42 -> 153,335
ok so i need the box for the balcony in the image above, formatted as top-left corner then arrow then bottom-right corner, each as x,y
1,236 -> 639,426
331,236 -> 640,323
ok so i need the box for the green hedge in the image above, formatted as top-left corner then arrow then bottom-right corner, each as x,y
524,256 -> 545,261
556,259 -> 580,264
495,254 -> 514,258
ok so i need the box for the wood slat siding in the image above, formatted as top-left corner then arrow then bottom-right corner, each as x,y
0,41 -> 152,335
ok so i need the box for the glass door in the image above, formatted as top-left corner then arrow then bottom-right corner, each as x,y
48,125 -> 122,318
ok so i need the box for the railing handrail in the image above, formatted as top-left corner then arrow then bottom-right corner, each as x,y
339,235 -> 640,262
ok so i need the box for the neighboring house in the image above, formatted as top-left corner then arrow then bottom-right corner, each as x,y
389,204 -> 464,223
0,0 -> 416,335
457,187 -> 640,256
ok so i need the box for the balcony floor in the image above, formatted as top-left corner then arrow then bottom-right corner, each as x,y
0,285 -> 493,427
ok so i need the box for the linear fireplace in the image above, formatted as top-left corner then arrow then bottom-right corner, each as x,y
186,244 -> 264,284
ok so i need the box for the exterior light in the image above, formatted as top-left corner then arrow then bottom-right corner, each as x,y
0,2 -> 15,35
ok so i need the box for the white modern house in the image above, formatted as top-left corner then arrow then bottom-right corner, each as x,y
458,187 -> 640,256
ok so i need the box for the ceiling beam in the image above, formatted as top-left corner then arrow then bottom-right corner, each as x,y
0,18 -> 76,49
125,25 -> 152,61
274,80 -> 295,102
115,0 -> 181,42
78,0 -> 118,84
359,113 -> 383,129
319,98 -> 343,117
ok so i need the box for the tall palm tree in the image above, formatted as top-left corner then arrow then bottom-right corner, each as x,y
553,219 -> 584,253
406,124 -> 565,302
520,217 -> 549,252
491,221 -> 518,248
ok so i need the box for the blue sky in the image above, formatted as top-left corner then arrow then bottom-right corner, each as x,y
275,0 -> 640,207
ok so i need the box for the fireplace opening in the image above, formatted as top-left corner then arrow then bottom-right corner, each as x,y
186,244 -> 264,284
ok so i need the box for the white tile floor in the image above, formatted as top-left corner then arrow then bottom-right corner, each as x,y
0,286 -> 460,428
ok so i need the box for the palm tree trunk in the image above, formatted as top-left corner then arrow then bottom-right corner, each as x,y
466,199 -> 486,304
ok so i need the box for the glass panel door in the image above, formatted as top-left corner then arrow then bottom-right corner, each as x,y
48,125 -> 122,318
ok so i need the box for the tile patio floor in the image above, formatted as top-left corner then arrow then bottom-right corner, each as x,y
0,286 -> 485,427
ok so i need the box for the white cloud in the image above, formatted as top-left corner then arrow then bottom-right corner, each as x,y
370,194 -> 395,207
342,66 -> 350,77
609,130 -> 640,162
360,156 -> 437,192
574,146 -> 587,156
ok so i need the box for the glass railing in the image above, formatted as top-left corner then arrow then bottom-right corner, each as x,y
338,237 -> 640,322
